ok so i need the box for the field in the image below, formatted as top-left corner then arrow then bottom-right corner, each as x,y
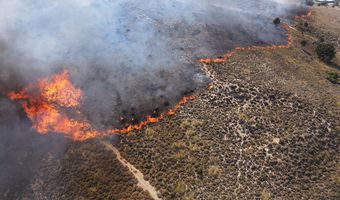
21,6 -> 340,200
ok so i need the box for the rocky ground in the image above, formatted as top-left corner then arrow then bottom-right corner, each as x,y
24,6 -> 339,200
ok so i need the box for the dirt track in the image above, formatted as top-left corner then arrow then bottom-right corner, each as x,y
101,141 -> 162,200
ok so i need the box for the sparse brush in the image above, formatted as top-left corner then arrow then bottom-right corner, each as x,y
174,181 -> 187,195
326,72 -> 339,84
207,165 -> 222,177
315,43 -> 336,63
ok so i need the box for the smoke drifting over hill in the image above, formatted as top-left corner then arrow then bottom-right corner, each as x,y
0,0 -> 308,128
0,0 -> 308,197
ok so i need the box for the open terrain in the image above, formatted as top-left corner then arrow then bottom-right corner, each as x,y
18,5 -> 340,200
116,6 -> 340,199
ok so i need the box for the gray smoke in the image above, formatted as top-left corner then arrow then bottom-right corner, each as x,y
0,0 -> 308,128
0,1 -> 308,197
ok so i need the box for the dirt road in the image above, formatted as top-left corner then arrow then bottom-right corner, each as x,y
101,141 -> 161,200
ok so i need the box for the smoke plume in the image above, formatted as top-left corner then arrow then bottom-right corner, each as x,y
0,0 -> 308,197
0,0 -> 308,128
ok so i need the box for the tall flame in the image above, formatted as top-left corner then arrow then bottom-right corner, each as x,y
8,70 -> 100,140
8,69 -> 195,141
7,10 -> 312,141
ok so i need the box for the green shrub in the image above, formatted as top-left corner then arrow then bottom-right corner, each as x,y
300,40 -> 307,46
315,43 -> 336,63
326,72 -> 339,84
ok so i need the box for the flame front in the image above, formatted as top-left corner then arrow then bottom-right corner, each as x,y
8,70 -> 195,141
8,70 -> 100,140
199,23 -> 293,64
199,9 -> 313,64
7,10 -> 312,141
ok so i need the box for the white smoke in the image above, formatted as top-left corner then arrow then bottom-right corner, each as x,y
0,0 -> 308,127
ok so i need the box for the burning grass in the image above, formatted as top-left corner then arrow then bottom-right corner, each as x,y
6,7 -> 313,142
199,23 -> 293,64
8,69 -> 197,141
8,70 -> 100,140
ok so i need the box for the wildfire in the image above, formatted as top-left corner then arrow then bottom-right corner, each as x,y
8,70 -> 101,140
8,69 -> 196,141
199,8 -> 313,64
108,95 -> 196,134
199,23 -> 293,64
38,70 -> 82,107
295,10 -> 312,20
8,10 -> 312,141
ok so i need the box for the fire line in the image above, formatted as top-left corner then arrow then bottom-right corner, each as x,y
7,10 -> 312,141
7,69 -> 196,141
199,10 -> 312,64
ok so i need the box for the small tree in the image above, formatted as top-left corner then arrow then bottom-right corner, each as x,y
315,43 -> 336,63
273,17 -> 281,26
327,72 -> 339,84
174,181 -> 186,195
208,165 -> 222,177
306,0 -> 314,6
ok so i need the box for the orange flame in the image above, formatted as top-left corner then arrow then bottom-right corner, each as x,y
8,69 -> 196,141
108,95 -> 196,134
8,70 -> 100,140
38,70 -> 82,107
295,10 -> 312,20
199,8 -> 313,64
199,23 -> 293,64
8,10 -> 311,141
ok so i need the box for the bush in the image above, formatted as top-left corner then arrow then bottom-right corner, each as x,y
261,190 -> 271,200
301,40 -> 307,46
207,165 -> 222,177
315,43 -> 336,63
273,17 -> 281,26
326,72 -> 339,84
174,181 -> 187,195
306,0 -> 314,6
145,127 -> 156,137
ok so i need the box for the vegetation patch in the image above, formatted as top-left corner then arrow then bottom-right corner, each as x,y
326,72 -> 339,84
315,43 -> 336,63
207,165 -> 223,177
174,181 -> 187,195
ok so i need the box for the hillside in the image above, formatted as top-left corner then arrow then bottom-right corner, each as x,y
30,6 -> 339,200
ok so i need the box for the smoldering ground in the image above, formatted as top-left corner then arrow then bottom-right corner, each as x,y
0,0 -> 308,198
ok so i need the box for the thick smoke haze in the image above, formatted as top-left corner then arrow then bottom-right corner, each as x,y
0,0 -> 307,128
0,0 -> 308,198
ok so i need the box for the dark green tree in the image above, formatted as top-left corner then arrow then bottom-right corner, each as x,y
300,40 -> 307,46
315,43 -> 336,63
273,17 -> 280,26
327,72 -> 339,84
